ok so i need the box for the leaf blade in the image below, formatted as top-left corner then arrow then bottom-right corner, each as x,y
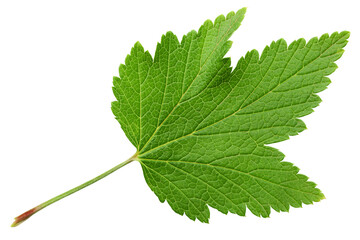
113,10 -> 349,222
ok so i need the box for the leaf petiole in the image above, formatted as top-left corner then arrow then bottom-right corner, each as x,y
11,154 -> 137,227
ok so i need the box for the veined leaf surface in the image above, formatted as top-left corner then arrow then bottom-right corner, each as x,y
112,9 -> 349,222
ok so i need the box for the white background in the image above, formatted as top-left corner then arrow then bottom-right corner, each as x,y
0,0 -> 359,239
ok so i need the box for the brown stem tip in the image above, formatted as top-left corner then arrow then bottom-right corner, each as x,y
11,206 -> 41,227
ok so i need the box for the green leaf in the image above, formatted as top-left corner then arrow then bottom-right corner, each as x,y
112,8 -> 349,222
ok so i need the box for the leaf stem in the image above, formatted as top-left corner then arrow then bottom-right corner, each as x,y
11,154 -> 137,227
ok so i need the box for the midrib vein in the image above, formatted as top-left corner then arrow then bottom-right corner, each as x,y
139,13 -> 241,152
